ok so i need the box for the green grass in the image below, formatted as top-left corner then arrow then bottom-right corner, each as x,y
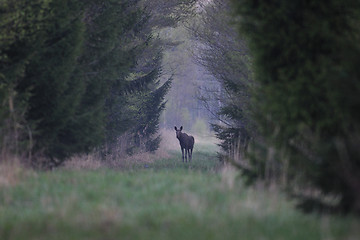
0,146 -> 359,240
127,149 -> 221,172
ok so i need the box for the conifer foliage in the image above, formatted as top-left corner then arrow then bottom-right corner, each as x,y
16,1 -> 86,162
232,0 -> 360,213
0,0 -> 170,166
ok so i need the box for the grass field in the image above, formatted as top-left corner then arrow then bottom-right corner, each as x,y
0,136 -> 359,240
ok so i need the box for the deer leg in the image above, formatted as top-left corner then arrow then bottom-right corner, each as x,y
181,148 -> 184,162
185,148 -> 188,162
189,148 -> 193,161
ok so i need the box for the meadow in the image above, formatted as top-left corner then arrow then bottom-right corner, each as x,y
0,133 -> 359,240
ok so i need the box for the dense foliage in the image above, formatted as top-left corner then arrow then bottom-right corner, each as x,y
232,0 -> 360,213
0,0 -> 173,165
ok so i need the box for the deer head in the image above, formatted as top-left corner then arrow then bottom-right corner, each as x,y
174,126 -> 183,139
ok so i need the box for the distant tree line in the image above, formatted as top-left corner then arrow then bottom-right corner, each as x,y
158,26 -> 213,133
0,0 -> 195,166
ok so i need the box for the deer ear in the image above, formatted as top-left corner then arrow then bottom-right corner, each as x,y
180,126 -> 183,131
174,126 -> 177,131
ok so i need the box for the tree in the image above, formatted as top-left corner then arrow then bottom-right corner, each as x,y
81,0 -> 176,157
76,0 -> 140,156
140,0 -> 196,29
0,0 -> 86,163
12,0 -> 89,165
187,0 -> 255,168
233,0 -> 360,214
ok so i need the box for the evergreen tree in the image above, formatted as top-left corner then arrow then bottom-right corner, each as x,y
187,1 -> 254,171
0,0 -> 53,159
233,0 -> 360,213
127,70 -> 171,153
104,38 -> 171,156
76,0 -> 141,156
15,0 -> 86,164
79,0 -> 171,156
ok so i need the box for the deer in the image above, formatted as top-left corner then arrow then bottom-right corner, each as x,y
174,126 -> 195,162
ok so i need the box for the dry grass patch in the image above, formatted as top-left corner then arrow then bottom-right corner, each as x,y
62,146 -> 172,170
0,156 -> 34,188
63,153 -> 103,170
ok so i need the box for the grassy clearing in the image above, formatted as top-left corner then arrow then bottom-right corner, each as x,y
1,138 -> 359,240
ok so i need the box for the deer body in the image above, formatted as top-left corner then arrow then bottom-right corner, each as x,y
175,126 -> 195,162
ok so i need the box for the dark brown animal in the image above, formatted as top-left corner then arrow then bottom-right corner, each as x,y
174,126 -> 195,162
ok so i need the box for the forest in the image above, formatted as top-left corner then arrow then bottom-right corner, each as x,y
1,0 -> 360,239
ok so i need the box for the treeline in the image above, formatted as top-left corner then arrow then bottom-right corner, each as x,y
159,26 -> 213,134
192,1 -> 360,214
0,0 -> 183,166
